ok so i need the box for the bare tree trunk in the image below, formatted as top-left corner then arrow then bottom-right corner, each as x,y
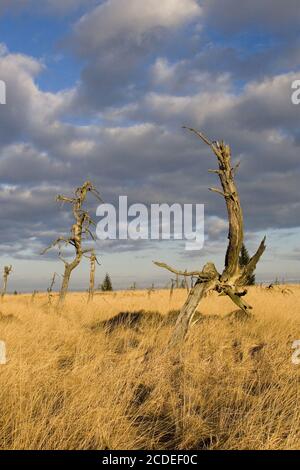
59,258 -> 80,304
47,272 -> 57,305
59,266 -> 72,303
169,279 -> 175,301
1,278 -> 7,298
169,280 -> 214,346
31,290 -> 38,304
1,265 -> 12,299
88,252 -> 96,303
184,270 -> 189,293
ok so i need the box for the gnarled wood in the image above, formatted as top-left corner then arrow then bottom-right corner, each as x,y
169,263 -> 219,346
42,181 -> 101,304
153,261 -> 212,279
236,236 -> 266,287
155,127 -> 266,346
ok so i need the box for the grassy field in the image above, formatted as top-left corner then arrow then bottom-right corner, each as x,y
1,286 -> 300,450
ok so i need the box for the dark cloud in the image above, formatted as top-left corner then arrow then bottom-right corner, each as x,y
66,0 -> 201,109
201,0 -> 300,36
0,0 -> 300,287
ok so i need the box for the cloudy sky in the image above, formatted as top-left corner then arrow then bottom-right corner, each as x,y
0,0 -> 300,291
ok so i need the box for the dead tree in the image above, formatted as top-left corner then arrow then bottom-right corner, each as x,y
155,128 -> 266,346
1,265 -> 12,298
47,272 -> 59,305
31,290 -> 38,303
169,278 -> 176,301
147,283 -> 155,299
42,181 -> 101,304
88,251 -> 100,302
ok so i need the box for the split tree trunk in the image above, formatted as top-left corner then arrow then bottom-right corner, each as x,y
169,279 -> 215,347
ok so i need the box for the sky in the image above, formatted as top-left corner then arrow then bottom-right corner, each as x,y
0,0 -> 300,292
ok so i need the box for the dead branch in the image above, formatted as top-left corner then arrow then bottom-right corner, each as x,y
153,261 -> 210,279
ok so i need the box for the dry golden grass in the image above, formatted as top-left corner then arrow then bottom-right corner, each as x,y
1,286 -> 300,450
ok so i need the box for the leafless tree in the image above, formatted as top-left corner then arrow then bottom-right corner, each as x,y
47,272 -> 59,305
31,290 -> 38,303
42,181 -> 101,304
155,128 -> 266,346
1,265 -> 12,298
147,283 -> 155,299
88,250 -> 100,302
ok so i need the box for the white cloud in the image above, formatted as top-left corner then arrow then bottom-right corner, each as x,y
151,56 -> 233,95
0,42 -> 8,56
112,70 -> 300,137
74,0 -> 201,52
151,58 -> 178,85
120,89 -> 235,127
68,1 -> 202,110
0,47 -> 75,146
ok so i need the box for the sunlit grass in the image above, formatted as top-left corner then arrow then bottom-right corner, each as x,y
0,286 -> 300,449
